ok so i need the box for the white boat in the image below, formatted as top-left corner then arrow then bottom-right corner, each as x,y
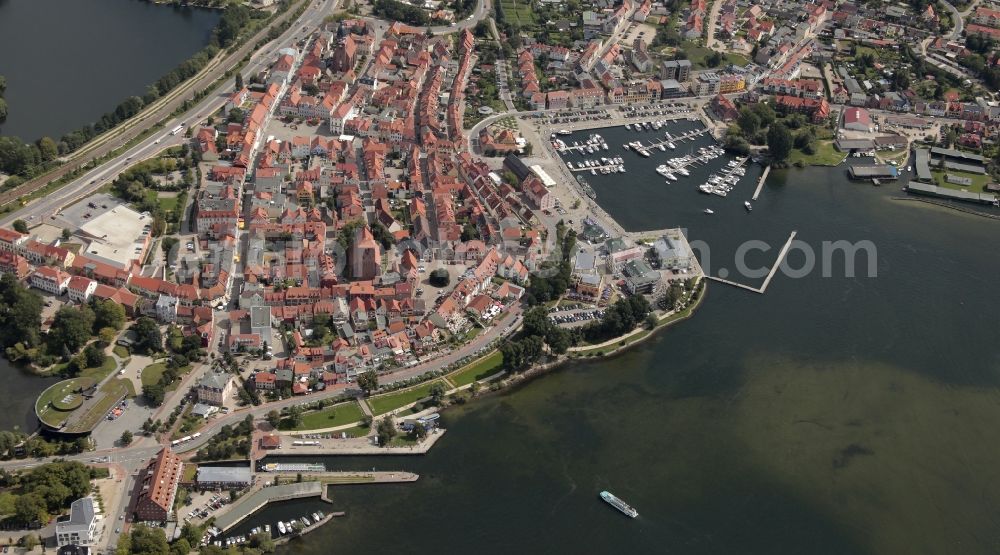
665,172 -> 677,181
667,142 -> 676,149
744,201 -> 753,211
658,144 -> 667,151
591,169 -> 597,175
264,525 -> 271,536
566,161 -> 573,169
704,208 -> 714,214
623,144 -> 630,150
677,167 -> 690,176
600,491 -> 638,518
625,124 -> 632,130
557,129 -> 572,135
906,165 -> 912,172
277,522 -> 287,535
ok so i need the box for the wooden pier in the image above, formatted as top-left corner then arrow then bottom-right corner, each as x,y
704,231 -> 798,294
752,165 -> 770,201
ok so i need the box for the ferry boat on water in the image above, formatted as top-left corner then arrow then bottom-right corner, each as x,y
600,491 -> 638,518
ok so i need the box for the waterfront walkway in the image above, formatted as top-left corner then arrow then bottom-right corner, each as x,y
266,429 -> 446,456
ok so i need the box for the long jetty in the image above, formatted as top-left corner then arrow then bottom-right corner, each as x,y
752,165 -> 771,201
705,231 -> 797,294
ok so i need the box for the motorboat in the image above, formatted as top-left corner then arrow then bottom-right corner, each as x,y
704,208 -> 714,214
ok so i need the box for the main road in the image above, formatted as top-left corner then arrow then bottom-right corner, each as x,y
0,0 -> 336,227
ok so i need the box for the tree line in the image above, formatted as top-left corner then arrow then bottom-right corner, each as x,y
525,221 -> 576,305
373,0 -> 429,26
0,461 -> 101,527
0,274 -> 128,371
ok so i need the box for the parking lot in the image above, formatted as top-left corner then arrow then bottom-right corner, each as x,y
549,304 -> 606,328
54,192 -> 125,230
184,491 -> 231,523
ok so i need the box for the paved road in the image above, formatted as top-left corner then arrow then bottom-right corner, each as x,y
0,0 -> 336,228
427,0 -> 491,34
940,0 -> 963,39
705,0 -> 723,50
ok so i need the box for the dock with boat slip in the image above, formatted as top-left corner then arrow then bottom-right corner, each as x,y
213,482 -> 330,533
212,473 -> 419,534
705,231 -> 798,294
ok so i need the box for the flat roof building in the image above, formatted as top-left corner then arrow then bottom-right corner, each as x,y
196,465 -> 253,489
78,205 -> 153,269
56,497 -> 98,547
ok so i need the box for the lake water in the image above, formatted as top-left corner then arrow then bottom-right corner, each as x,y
260,122 -> 1000,554
0,0 -> 220,142
0,359 -> 59,433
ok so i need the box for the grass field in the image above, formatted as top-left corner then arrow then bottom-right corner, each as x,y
788,140 -> 846,167
933,168 -> 994,193
113,345 -> 130,358
141,363 -> 167,387
339,424 -> 372,438
144,190 -> 180,214
80,357 -> 119,382
499,0 -> 534,26
141,362 -> 192,390
369,380 -> 444,416
292,401 -> 365,431
679,40 -> 749,69
447,351 -> 504,387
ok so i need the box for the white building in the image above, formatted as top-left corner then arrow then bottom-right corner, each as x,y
67,276 -> 97,304
30,266 -> 70,295
155,294 -> 179,323
56,497 -> 98,547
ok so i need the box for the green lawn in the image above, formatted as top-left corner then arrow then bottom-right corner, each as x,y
788,140 -> 845,167
448,351 -> 504,387
498,0 -> 535,26
144,190 -> 179,214
339,424 -> 372,438
113,345 -> 130,358
368,380 -> 444,416
388,435 -> 421,447
932,168 -> 994,193
140,363 -> 167,387
80,357 -> 119,382
141,362 -> 192,391
292,401 -> 365,431
679,40 -> 749,69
